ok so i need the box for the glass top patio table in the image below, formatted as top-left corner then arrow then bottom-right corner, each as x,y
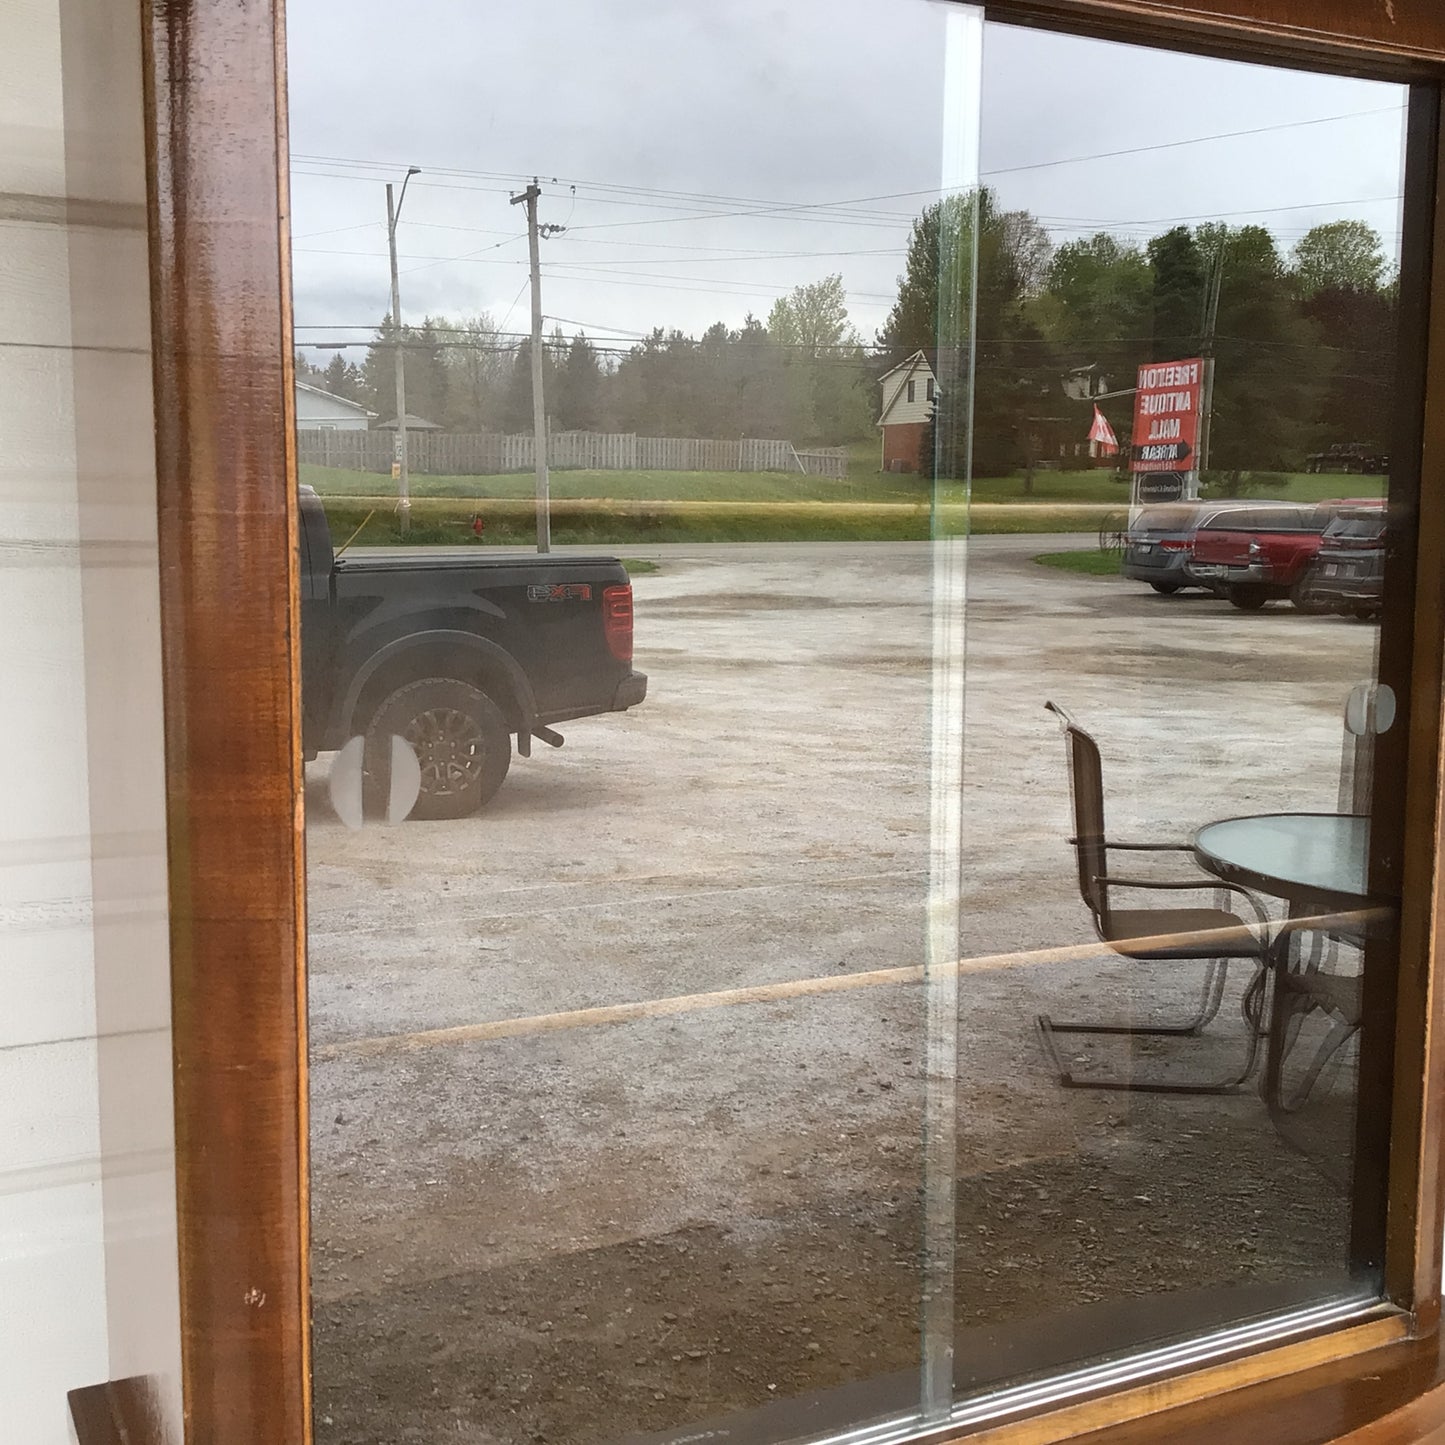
1192,812 -> 1371,914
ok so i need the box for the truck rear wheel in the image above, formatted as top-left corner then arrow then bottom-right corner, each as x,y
365,677 -> 510,820
1226,587 -> 1269,611
1290,573 -> 1330,615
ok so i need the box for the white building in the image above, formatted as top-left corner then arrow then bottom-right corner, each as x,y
877,350 -> 939,473
295,380 -> 374,431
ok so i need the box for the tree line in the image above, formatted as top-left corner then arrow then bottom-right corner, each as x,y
881,191 -> 1396,484
297,274 -> 875,447
300,193 -> 1397,479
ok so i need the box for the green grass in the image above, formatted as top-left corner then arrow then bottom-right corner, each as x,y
303,456 -> 1386,549
619,558 -> 660,575
299,460 -> 925,506
316,494 -> 1111,549
1034,549 -> 1123,577
1231,472 -> 1387,504
304,458 -> 1385,511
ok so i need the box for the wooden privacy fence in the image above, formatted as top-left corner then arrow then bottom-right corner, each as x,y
297,428 -> 849,480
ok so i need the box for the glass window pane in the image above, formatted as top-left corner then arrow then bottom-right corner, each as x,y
288,4 -> 1414,1440
965,17 -> 1409,1380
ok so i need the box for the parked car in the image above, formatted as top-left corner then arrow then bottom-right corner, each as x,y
1186,501 -> 1380,611
1305,441 -> 1389,475
1299,506 -> 1386,619
1121,501 -> 1296,595
298,486 -> 648,818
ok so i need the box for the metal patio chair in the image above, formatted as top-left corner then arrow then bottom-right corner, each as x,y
1039,701 -> 1274,1094
1261,682 -> 1391,1121
1263,956 -> 1362,1122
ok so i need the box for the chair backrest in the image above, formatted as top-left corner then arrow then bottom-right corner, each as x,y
1339,682 -> 1396,815
1045,701 -> 1110,932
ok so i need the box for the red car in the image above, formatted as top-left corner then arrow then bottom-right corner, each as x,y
1185,500 -> 1382,611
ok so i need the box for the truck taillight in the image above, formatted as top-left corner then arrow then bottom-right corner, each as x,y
603,584 -> 634,664
1159,538 -> 1190,551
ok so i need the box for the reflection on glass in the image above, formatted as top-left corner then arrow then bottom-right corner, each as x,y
288,4 -> 1412,1441
955,18 -> 1407,1386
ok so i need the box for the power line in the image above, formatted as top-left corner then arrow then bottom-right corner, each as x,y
294,323 -> 877,351
289,105 -> 1405,237
543,261 -> 896,302
528,245 -> 906,268
400,233 -> 527,277
291,220 -> 383,241
978,104 -> 1403,178
405,222 -> 881,258
496,277 -> 533,334
542,314 -> 649,339
292,153 -> 934,221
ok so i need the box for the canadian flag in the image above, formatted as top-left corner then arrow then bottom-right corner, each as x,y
1087,404 -> 1119,455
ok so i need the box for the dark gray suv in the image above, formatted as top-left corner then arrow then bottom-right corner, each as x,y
1122,501 -> 1298,594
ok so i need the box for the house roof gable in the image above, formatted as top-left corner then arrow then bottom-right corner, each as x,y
295,380 -> 375,418
877,349 -> 930,384
878,351 -> 939,427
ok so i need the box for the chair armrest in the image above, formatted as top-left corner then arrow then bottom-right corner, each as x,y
1098,875 -> 1273,932
1104,841 -> 1194,853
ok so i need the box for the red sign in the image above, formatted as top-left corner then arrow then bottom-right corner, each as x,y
1131,357 -> 1204,472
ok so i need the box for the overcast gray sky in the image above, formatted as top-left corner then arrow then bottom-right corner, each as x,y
286,1 -> 1407,359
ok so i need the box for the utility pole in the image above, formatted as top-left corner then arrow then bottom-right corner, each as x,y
1197,242 -> 1226,488
511,178 -> 565,553
386,166 -> 421,533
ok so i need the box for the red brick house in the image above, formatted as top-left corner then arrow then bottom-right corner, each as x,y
877,350 -> 938,473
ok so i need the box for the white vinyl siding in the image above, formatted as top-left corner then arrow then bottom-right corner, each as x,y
2,2 -> 181,1439
879,357 -> 938,426
296,383 -> 373,431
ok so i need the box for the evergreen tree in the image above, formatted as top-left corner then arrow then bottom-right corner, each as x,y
554,334 -> 603,430
361,313 -> 400,423
358,314 -> 451,429
499,338 -> 560,435
1146,226 -> 1207,358
322,352 -> 358,401
1197,224 -> 1329,475
878,189 -> 1060,477
295,350 -> 326,387
405,317 -> 450,428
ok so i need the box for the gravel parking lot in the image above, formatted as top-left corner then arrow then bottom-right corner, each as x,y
306,536 -> 1378,1445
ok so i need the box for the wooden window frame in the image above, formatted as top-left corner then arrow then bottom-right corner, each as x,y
138,2 -> 1445,1443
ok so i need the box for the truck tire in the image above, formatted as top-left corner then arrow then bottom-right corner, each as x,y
1149,581 -> 1181,595
1290,573 -> 1329,615
1227,587 -> 1268,611
365,677 -> 510,821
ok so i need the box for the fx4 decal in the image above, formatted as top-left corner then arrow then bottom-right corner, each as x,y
528,583 -> 593,602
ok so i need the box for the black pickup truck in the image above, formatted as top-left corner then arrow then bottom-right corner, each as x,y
299,486 -> 647,819
1304,441 -> 1389,475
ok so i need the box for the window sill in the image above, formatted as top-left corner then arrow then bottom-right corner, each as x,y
1011,1323 -> 1445,1444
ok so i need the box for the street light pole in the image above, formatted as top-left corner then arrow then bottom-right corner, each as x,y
511,178 -> 551,553
386,166 -> 421,533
